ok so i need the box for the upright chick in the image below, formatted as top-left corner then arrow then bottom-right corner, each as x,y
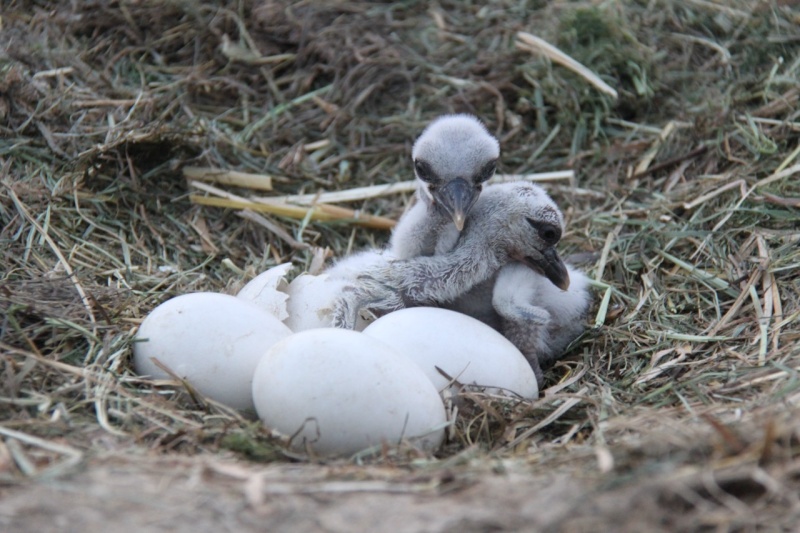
333,181 -> 570,329
390,114 -> 500,259
322,115 -> 497,290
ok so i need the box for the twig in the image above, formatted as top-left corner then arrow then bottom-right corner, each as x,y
493,170 -> 574,183
706,269 -> 761,337
633,145 -> 708,179
237,210 -> 311,250
701,159 -> 800,244
595,225 -> 621,283
32,66 -> 75,78
658,250 -> 739,298
758,193 -> 800,208
634,121 -> 680,176
0,425 -> 84,479
683,179 -> 746,210
189,181 -> 396,230
257,181 -> 416,205
749,87 -> 800,118
183,166 -> 274,191
73,99 -> 153,108
593,286 -> 613,327
516,32 -> 618,99
671,33 -> 731,64
503,388 -> 589,449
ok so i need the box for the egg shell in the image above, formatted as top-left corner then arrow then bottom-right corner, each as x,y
284,274 -> 372,332
133,292 -> 292,410
362,307 -> 539,399
252,329 -> 447,457
237,262 -> 293,321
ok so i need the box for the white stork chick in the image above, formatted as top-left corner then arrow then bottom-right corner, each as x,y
389,114 -> 500,259
318,114 -> 498,327
320,115 -> 496,293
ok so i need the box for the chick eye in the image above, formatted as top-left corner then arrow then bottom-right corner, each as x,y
526,219 -> 561,245
414,160 -> 435,183
475,160 -> 497,184
541,227 -> 559,243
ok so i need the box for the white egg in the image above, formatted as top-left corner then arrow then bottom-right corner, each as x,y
133,292 -> 292,410
252,329 -> 447,457
284,273 -> 372,332
362,307 -> 539,399
237,262 -> 293,321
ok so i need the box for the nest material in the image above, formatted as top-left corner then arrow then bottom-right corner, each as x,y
1,0 -> 800,528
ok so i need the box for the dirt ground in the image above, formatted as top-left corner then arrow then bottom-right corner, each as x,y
2,451 -> 783,533
2,411 -> 799,533
0,456 -> 592,533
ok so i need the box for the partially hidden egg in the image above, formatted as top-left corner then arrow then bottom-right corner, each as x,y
284,273 -> 372,332
236,262 -> 293,321
362,307 -> 539,399
133,292 -> 292,410
252,329 -> 447,457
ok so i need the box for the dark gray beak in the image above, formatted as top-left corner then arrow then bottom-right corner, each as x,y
525,247 -> 570,290
434,178 -> 477,231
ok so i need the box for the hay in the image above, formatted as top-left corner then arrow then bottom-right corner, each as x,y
2,0 -> 800,527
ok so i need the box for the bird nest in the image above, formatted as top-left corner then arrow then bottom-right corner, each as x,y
1,0 -> 800,530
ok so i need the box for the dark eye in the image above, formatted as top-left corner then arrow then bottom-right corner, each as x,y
414,160 -> 435,183
541,227 -> 559,243
526,218 -> 561,245
475,160 -> 497,183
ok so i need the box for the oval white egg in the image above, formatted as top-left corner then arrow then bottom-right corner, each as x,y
237,262 -> 293,321
284,274 -> 372,332
252,329 -> 447,457
133,292 -> 292,410
362,307 -> 538,399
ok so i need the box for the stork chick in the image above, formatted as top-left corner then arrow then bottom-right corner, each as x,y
323,115 -> 496,283
333,181 -> 570,329
390,114 -> 500,259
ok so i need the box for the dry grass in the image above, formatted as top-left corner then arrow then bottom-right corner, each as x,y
2,0 -> 800,529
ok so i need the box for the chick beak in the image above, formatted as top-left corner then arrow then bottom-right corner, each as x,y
525,248 -> 570,291
435,178 -> 477,231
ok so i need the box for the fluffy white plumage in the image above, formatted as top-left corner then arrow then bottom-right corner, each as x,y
324,248 -> 395,281
390,114 -> 499,259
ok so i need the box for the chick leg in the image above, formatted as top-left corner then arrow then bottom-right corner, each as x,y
493,263 -> 591,387
492,264 -> 552,387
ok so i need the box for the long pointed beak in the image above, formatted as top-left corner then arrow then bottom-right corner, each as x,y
435,178 -> 477,231
525,248 -> 570,290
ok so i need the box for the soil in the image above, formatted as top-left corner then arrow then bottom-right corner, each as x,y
0,454 -> 674,533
